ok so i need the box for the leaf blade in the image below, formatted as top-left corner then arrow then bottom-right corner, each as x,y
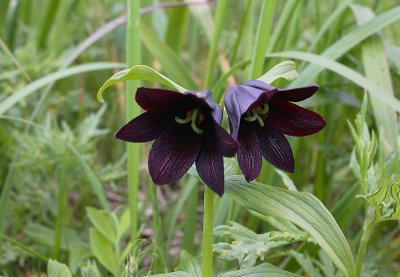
225,176 -> 355,277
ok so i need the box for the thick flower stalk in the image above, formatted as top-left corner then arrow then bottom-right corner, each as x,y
116,87 -> 239,196
224,80 -> 326,181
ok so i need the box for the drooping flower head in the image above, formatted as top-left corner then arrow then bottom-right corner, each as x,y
116,87 -> 239,196
224,80 -> 326,182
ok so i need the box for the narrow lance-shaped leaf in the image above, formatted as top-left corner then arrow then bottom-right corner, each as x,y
225,175 -> 355,277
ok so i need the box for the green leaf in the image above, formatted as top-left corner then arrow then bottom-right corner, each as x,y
357,182 -> 400,222
291,5 -> 400,87
47,259 -> 72,277
218,263 -> 300,277
268,51 -> 400,113
175,251 -> 202,277
86,207 -> 116,242
140,22 -> 197,89
68,244 -> 92,273
257,61 -> 299,84
0,62 -> 125,116
96,65 -> 186,102
89,228 -> 119,276
225,175 -> 355,277
117,209 -> 130,240
214,222 -> 310,269
351,4 -> 398,154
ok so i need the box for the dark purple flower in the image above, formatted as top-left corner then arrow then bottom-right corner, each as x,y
115,87 -> 239,196
224,80 -> 326,182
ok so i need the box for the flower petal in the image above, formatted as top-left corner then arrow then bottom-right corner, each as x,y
268,99 -> 326,136
136,87 -> 187,111
255,125 -> 294,173
224,81 -> 277,138
237,122 -> 262,182
277,85 -> 318,102
196,137 -> 225,196
185,90 -> 222,123
115,112 -> 168,142
213,121 -> 239,157
148,123 -> 202,185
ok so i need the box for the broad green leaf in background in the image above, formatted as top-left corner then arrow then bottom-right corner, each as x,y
257,61 -> 299,85
268,51 -> 400,113
218,263 -> 301,277
47,259 -> 72,277
351,4 -> 398,154
140,22 -> 197,90
225,176 -> 355,277
0,62 -> 125,116
97,65 -> 186,102
86,207 -> 116,242
89,228 -> 119,276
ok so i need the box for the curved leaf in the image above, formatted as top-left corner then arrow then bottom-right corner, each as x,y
257,60 -> 299,84
97,65 -> 186,102
225,175 -> 355,277
268,51 -> 400,113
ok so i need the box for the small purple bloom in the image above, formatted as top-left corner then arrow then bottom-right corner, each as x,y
115,87 -> 239,196
224,80 -> 326,182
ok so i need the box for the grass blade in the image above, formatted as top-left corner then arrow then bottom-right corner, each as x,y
292,5 -> 400,87
0,62 -> 125,116
351,4 -> 398,154
269,51 -> 400,112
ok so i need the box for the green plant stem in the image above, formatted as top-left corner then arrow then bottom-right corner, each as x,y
355,222 -> 373,277
53,174 -> 68,259
201,187 -> 215,277
249,0 -> 276,79
126,0 -> 141,242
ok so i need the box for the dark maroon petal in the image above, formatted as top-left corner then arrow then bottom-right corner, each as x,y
255,125 -> 294,173
277,85 -> 318,102
224,81 -> 277,138
115,112 -> 167,142
195,138 -> 225,196
237,122 -> 262,182
213,121 -> 239,157
148,123 -> 202,185
136,87 -> 187,111
268,99 -> 326,137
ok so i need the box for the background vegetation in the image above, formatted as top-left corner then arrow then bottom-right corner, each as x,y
0,0 -> 399,276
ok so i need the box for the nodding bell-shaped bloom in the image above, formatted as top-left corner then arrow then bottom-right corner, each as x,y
115,87 -> 239,196
224,80 -> 326,182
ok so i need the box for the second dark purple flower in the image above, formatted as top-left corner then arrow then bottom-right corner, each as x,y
224,80 -> 326,182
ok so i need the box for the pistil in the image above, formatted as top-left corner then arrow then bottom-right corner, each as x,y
244,103 -> 269,127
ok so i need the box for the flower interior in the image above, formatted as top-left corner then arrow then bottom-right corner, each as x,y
175,107 -> 205,134
244,103 -> 269,127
